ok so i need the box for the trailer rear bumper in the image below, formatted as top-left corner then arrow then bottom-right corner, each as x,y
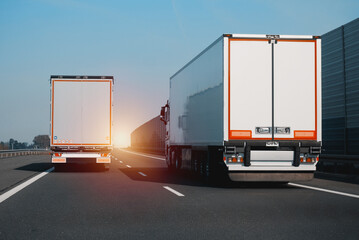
51,152 -> 111,164
228,171 -> 314,182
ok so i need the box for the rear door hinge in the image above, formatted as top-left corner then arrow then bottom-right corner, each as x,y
267,34 -> 279,44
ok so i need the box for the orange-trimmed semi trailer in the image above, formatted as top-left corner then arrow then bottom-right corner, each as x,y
50,75 -> 113,168
161,34 -> 321,181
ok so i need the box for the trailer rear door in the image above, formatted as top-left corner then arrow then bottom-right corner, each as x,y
228,37 -> 318,141
274,40 -> 317,140
228,39 -> 272,140
51,79 -> 112,146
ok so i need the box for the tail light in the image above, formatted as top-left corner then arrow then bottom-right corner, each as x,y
225,155 -> 243,164
305,157 -> 316,163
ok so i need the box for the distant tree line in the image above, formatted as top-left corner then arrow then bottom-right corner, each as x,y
0,135 -> 50,150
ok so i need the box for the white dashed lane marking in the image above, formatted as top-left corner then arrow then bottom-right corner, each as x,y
289,183 -> 359,199
138,172 -> 147,177
163,186 -> 185,197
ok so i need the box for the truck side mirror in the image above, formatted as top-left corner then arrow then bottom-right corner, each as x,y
160,106 -> 167,124
160,106 -> 165,118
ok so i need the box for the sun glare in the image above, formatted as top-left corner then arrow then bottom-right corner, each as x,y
113,133 -> 130,148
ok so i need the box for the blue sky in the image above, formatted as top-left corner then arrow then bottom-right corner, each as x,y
0,0 -> 358,147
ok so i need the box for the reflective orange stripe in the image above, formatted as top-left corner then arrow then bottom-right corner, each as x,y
52,158 -> 66,163
294,131 -> 315,138
230,130 -> 252,139
97,158 -> 110,163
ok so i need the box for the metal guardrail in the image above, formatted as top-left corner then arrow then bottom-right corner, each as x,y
0,149 -> 50,159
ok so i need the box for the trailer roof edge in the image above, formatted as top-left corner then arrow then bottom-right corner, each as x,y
170,35 -> 223,80
50,75 -> 114,79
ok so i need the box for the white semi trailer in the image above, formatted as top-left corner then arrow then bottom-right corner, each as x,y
50,75 -> 113,167
161,34 -> 321,181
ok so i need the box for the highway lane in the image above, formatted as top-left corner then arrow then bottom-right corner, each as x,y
0,149 -> 359,239
0,155 -> 52,194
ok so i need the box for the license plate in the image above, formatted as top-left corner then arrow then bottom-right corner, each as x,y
266,141 -> 279,147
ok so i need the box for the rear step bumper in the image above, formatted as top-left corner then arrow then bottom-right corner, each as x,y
224,140 -> 321,167
52,152 -> 111,164
228,171 -> 314,182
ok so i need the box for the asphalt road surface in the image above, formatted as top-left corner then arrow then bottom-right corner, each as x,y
1,149 -> 359,239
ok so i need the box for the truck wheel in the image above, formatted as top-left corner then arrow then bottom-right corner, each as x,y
200,157 -> 206,177
203,153 -> 218,184
193,158 -> 199,173
175,153 -> 181,170
166,150 -> 171,168
167,150 -> 175,171
193,158 -> 197,172
205,159 -> 211,178
192,152 -> 200,174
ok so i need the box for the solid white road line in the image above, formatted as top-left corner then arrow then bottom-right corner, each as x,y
0,167 -> 54,204
126,165 -> 132,168
138,172 -> 147,177
289,183 -> 359,199
163,186 -> 185,197
120,149 -> 165,161
120,161 -> 123,163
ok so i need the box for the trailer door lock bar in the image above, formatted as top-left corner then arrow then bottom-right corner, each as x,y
266,141 -> 279,147
256,127 -> 290,134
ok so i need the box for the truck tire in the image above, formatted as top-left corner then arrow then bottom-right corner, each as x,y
192,152 -> 200,173
166,149 -> 171,168
167,149 -> 175,171
200,153 -> 206,177
200,156 -> 215,184
204,158 -> 212,179
175,151 -> 182,170
204,149 -> 225,184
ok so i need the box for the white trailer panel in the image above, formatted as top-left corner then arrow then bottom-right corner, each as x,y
170,35 -> 321,145
228,37 -> 320,141
169,38 -> 224,145
51,78 -> 112,146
